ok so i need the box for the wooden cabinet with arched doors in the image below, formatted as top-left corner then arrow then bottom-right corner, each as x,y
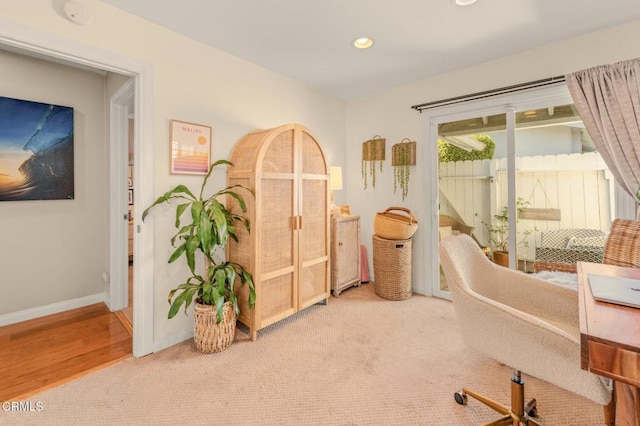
227,123 -> 330,341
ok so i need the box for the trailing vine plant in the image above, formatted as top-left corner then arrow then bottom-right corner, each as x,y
392,139 -> 416,200
361,135 -> 385,189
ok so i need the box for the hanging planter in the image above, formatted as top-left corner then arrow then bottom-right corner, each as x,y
362,135 -> 385,189
392,139 -> 416,200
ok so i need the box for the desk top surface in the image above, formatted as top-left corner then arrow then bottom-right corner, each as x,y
577,262 -> 640,352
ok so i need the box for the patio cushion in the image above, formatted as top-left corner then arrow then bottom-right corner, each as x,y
439,226 -> 453,239
566,236 -> 608,250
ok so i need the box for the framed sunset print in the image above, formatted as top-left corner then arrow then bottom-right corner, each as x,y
170,119 -> 211,175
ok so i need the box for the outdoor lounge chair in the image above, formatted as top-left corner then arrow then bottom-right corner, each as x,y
533,228 -> 607,273
439,214 -> 474,236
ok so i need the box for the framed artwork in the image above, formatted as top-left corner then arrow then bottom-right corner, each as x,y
0,96 -> 74,201
170,119 -> 211,175
128,189 -> 134,205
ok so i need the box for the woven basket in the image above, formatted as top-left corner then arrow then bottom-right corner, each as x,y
372,235 -> 412,300
193,301 -> 237,353
603,218 -> 640,268
373,207 -> 418,240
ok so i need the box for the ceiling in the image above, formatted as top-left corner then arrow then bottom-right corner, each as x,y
438,105 -> 581,136
98,0 -> 640,100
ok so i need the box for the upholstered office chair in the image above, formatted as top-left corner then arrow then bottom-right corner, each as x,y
603,218 -> 640,268
439,234 -> 613,425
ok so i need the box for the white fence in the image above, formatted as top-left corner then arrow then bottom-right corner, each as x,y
439,152 -> 616,260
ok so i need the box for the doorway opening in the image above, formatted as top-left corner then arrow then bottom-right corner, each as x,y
0,22 -> 155,357
109,79 -> 135,333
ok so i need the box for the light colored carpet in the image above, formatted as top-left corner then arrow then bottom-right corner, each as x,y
5,284 -> 604,425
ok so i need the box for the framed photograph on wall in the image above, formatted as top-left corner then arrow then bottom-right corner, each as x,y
0,96 -> 74,201
128,189 -> 134,205
170,119 -> 211,175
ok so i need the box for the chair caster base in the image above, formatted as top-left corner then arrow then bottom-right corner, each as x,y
454,391 -> 468,406
453,387 -> 540,425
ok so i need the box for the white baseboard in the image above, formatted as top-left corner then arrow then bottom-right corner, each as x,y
151,330 -> 193,354
0,293 -> 107,327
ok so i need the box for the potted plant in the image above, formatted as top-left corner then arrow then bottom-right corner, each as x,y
142,159 -> 256,353
482,198 -> 536,268
392,139 -> 416,201
362,135 -> 385,189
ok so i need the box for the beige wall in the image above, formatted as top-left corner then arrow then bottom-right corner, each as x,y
0,49 -> 108,314
345,19 -> 640,295
0,0 -> 346,350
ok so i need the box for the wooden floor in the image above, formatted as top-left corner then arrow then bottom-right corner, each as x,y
0,303 -> 132,402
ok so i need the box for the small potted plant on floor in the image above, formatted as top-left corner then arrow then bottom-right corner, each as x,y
483,198 -> 536,268
142,159 -> 255,353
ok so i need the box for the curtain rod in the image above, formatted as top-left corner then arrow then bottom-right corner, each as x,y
411,75 -> 566,113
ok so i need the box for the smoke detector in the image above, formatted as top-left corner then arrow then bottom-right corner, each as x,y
63,0 -> 93,25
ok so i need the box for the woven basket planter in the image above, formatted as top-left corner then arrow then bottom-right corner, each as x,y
372,235 -> 412,301
193,301 -> 237,353
362,136 -> 386,161
391,140 -> 416,166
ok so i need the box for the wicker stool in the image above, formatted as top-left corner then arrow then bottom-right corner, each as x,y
372,234 -> 412,300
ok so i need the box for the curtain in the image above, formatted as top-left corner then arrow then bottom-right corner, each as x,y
565,58 -> 640,218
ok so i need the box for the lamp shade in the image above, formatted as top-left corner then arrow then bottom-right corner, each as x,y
330,166 -> 343,191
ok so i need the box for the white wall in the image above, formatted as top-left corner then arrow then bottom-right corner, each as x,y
1,0 -> 346,351
345,19 -> 640,295
0,49 -> 108,315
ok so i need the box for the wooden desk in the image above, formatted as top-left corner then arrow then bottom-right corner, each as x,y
577,262 -> 640,425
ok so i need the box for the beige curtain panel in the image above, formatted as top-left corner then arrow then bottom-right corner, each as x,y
565,58 -> 640,217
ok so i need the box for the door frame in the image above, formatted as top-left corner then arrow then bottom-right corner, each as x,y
0,19 -> 156,357
109,79 -> 134,313
423,84 -> 574,300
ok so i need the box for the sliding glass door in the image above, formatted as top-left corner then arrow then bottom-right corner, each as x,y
437,111 -> 506,294
427,85 -> 604,299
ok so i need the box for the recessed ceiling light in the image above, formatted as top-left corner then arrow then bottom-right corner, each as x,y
353,37 -> 374,49
454,0 -> 477,5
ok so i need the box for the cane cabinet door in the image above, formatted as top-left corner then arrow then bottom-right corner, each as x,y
228,124 -> 329,341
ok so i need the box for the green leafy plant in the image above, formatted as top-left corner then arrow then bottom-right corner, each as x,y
392,140 -> 415,200
481,197 -> 536,253
142,159 -> 256,322
362,136 -> 385,189
438,134 -> 495,162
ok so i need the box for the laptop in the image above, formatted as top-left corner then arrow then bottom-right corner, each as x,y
588,273 -> 640,309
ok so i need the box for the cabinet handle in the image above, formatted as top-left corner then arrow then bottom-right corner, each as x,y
338,242 -> 343,246
291,216 -> 303,230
